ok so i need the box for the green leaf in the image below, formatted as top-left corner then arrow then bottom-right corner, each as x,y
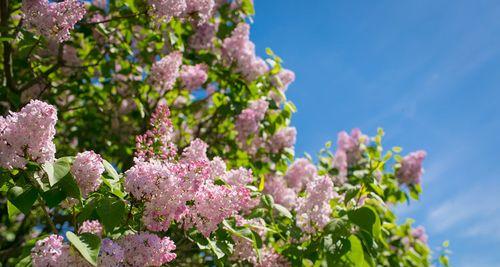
343,185 -> 360,204
262,194 -> 274,208
41,186 -> 67,208
284,101 -> 297,113
102,160 -> 119,180
258,174 -> 265,191
42,157 -> 72,186
66,232 -> 101,266
0,171 -> 10,187
8,186 -> 38,214
206,238 -> 225,259
0,36 -> 14,42
348,206 -> 381,239
345,235 -> 372,267
59,174 -> 81,199
325,141 -> 332,148
392,146 -> 402,153
14,255 -> 32,267
265,47 -> 274,56
409,184 -> 422,200
273,203 -> 292,219
101,178 -> 125,199
101,162 -> 125,199
367,182 -> 384,196
7,200 -> 20,220
134,99 -> 145,118
96,196 -> 125,232
241,0 -> 255,15
77,197 -> 98,222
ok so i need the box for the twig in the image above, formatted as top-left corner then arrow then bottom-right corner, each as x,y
23,38 -> 40,61
25,166 -> 59,234
19,44 -> 64,92
81,11 -> 147,26
39,202 -> 58,234
18,63 -> 60,92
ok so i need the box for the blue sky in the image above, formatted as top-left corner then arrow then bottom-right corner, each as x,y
251,1 -> 500,266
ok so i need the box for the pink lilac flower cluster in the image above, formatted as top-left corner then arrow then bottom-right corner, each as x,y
231,216 -> 268,264
31,233 -> 175,267
296,176 -> 336,234
0,100 -> 57,169
148,0 -> 215,24
396,150 -> 426,185
21,0 -> 86,42
234,101 -> 296,154
229,221 -> 291,266
334,128 -> 368,184
230,234 -> 256,264
78,220 -> 103,237
189,22 -> 218,50
230,216 -> 289,266
149,51 -> 183,94
31,235 -> 91,267
119,232 -> 176,266
99,238 -> 125,266
268,127 -> 297,153
31,235 -> 69,267
124,160 -> 168,201
222,167 -> 253,186
235,99 -> 268,143
148,0 -> 186,22
184,180 -> 255,236
256,247 -> 291,267
185,0 -> 215,24
71,151 -> 105,198
263,175 -> 297,209
274,69 -> 295,91
270,69 -> 295,103
284,158 -> 317,192
126,106 -> 256,236
135,104 -> 177,162
180,63 -> 209,90
139,140 -> 256,236
222,23 -> 269,81
264,158 -> 317,209
412,225 -> 428,244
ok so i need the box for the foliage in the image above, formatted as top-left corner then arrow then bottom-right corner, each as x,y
0,0 -> 449,266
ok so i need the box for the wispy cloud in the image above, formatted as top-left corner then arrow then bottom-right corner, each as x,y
426,185 -> 500,240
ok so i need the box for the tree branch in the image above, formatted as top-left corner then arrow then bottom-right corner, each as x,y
1,0 -> 15,92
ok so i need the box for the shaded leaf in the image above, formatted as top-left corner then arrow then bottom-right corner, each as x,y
348,206 -> 381,239
96,196 -> 125,232
8,186 -> 38,214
